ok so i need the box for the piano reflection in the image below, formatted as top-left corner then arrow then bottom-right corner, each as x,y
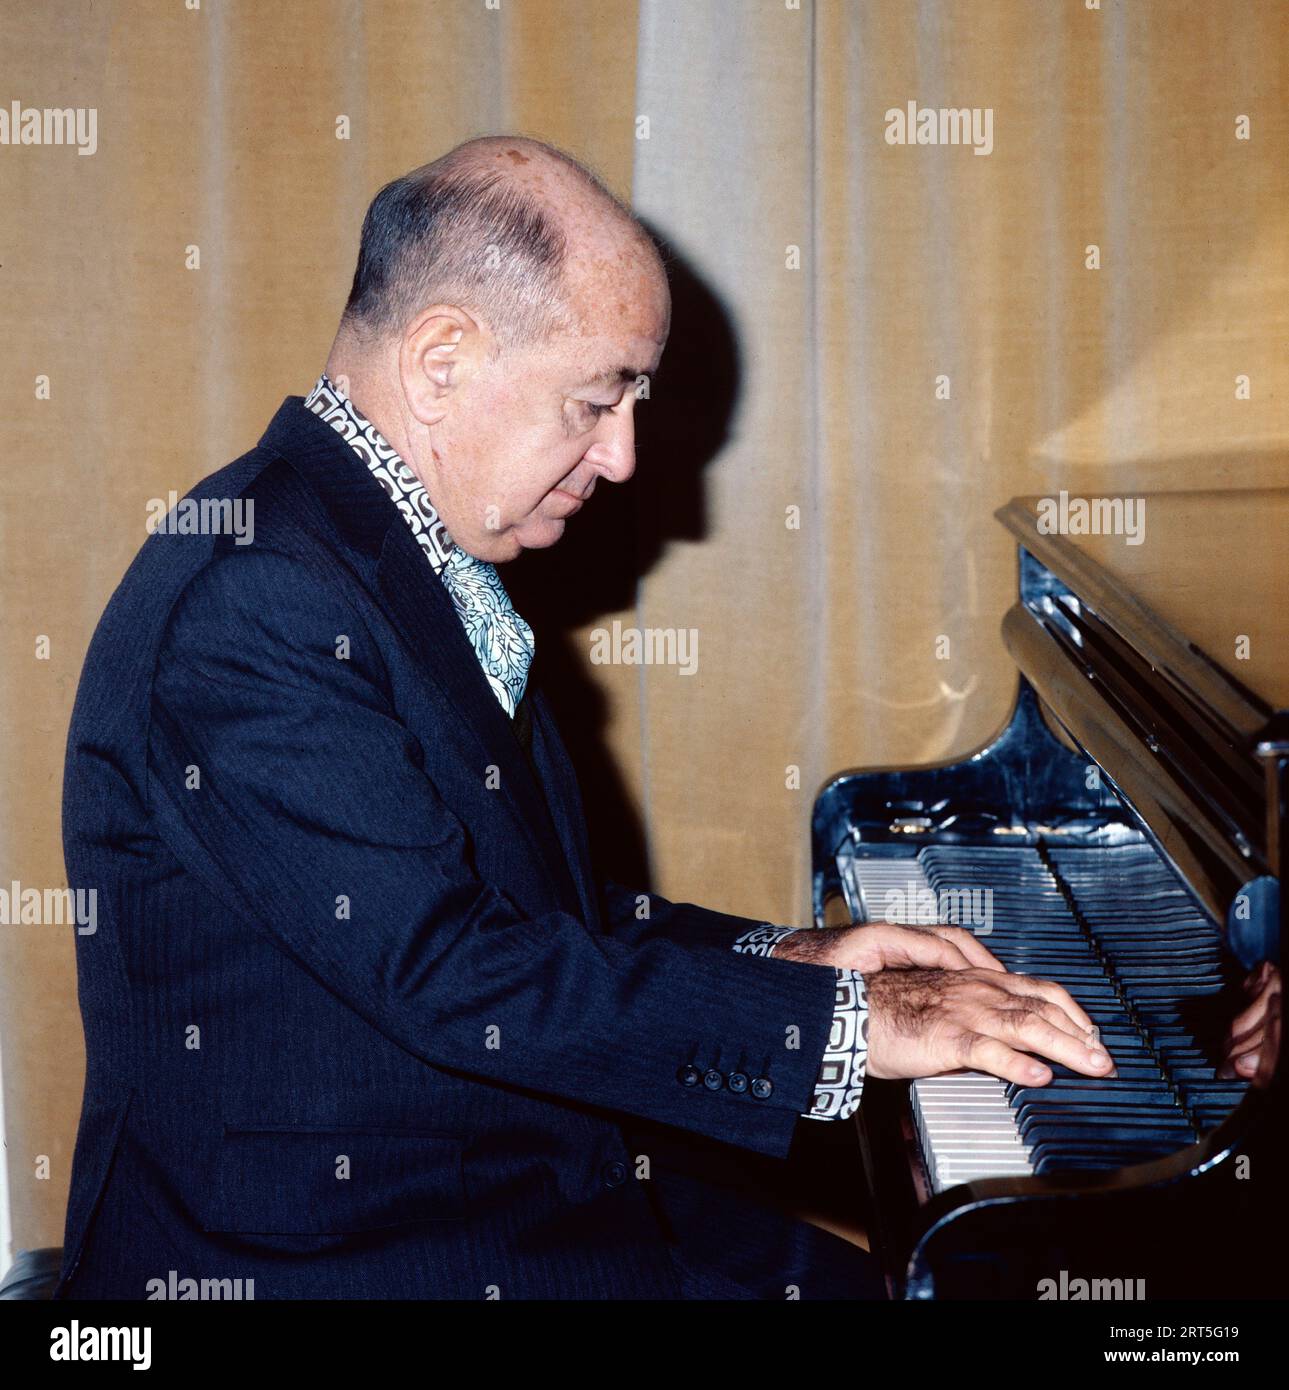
811,490 -> 1287,1299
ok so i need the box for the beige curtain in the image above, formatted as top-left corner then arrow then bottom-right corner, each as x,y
1,0 -> 1285,1254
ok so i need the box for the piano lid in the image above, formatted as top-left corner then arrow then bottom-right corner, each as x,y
997,489 -> 1289,739
996,489 -> 1288,966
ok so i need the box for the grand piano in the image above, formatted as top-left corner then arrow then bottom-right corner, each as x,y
811,490 -> 1287,1299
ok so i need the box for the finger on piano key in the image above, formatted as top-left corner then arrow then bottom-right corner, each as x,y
1003,974 -> 1098,1035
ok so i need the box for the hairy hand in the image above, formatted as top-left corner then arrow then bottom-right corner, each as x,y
773,922 -> 1004,975
864,966 -> 1115,1085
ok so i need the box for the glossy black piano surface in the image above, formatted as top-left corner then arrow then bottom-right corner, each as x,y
811,490 -> 1288,1299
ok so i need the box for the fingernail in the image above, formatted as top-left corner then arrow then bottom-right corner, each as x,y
1087,1048 -> 1111,1069
1028,1064 -> 1048,1082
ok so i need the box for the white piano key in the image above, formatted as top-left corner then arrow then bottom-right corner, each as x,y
912,1073 -> 1035,1194
839,849 -> 941,924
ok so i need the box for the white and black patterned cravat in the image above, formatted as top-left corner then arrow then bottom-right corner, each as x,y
303,374 -> 535,717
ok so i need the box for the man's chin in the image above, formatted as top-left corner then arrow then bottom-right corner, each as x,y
460,529 -> 528,564
510,517 -> 567,553
466,516 -> 567,563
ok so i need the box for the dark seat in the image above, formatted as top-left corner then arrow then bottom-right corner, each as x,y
0,1248 -> 62,1300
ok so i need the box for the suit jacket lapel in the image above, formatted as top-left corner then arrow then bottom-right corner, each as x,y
261,398 -> 583,917
376,523 -> 584,911
528,688 -> 601,930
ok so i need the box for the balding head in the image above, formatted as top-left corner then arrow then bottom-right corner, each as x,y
327,136 -> 670,564
342,136 -> 664,352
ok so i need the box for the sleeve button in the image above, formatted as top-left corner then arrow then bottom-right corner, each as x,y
727,1071 -> 749,1094
677,1064 -> 702,1087
750,1076 -> 773,1100
702,1068 -> 725,1091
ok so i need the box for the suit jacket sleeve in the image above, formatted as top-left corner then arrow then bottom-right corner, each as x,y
145,545 -> 835,1158
599,882 -> 796,952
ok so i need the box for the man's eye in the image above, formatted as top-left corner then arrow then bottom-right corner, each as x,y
586,401 -> 611,417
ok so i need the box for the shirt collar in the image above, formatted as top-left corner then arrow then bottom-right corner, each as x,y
301,371 -> 536,719
303,371 -> 455,574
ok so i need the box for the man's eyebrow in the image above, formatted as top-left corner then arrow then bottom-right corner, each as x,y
577,366 -> 643,390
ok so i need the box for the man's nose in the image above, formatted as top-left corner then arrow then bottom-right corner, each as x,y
590,405 -> 636,485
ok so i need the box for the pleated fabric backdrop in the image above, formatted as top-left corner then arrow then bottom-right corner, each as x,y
1,0 -> 1284,1252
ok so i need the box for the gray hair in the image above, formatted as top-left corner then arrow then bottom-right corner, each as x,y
342,141 -> 639,349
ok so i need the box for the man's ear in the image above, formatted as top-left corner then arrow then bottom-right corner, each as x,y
400,305 -> 486,425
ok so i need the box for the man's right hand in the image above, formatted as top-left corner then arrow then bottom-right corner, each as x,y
864,966 -> 1117,1086
773,921 -> 1005,974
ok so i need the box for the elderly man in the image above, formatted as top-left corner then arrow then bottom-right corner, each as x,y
57,137 -> 1111,1301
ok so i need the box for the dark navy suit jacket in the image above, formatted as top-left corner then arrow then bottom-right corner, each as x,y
56,398 -> 840,1299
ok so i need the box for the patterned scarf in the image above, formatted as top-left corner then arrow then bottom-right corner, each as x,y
303,374 -> 535,717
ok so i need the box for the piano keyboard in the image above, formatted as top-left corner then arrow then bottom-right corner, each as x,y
845,840 -> 1250,1194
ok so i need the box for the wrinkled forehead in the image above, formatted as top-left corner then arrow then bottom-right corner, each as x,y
559,328 -> 667,392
